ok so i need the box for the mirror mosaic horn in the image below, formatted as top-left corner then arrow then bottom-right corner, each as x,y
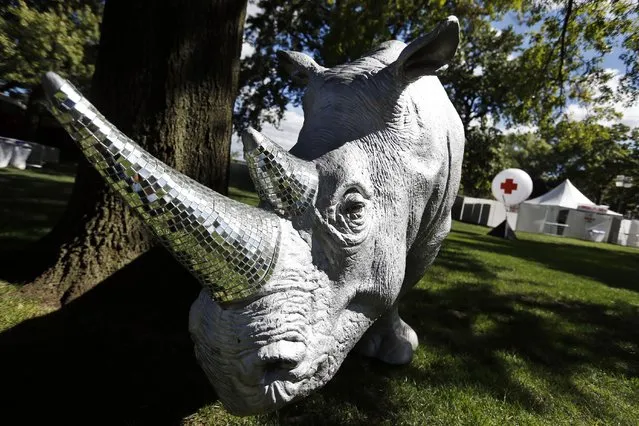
42,72 -> 317,302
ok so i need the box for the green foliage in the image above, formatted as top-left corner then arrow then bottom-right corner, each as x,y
238,1 -> 639,129
502,131 -> 553,181
441,14 -> 522,130
237,0 -> 639,198
0,0 -> 102,93
549,120 -> 639,206
235,0 -> 522,134
461,126 -> 507,197
508,0 -> 639,128
501,121 -> 639,210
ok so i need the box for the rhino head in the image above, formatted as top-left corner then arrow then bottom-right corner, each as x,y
42,16 -> 464,415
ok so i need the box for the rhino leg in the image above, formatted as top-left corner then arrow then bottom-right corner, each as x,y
355,305 -> 418,365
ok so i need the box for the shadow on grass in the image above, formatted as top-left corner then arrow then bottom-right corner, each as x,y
0,248 -> 216,425
264,358 -> 400,425
464,231 -> 639,294
0,166 -> 75,249
401,282 -> 639,418
395,234 -> 639,419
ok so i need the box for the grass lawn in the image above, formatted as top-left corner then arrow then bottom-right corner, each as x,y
1,166 -> 638,425
0,165 -> 75,249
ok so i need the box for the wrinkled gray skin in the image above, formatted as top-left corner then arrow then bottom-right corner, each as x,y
189,16 -> 464,415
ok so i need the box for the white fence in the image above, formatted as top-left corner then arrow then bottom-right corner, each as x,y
618,219 -> 639,248
0,137 -> 60,169
452,196 -> 517,228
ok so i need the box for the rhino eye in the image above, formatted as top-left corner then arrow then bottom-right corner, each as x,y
313,187 -> 370,247
338,190 -> 368,229
342,201 -> 365,221
344,203 -> 364,217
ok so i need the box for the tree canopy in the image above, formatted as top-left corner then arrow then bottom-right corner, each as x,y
236,0 -> 639,207
0,0 -> 102,95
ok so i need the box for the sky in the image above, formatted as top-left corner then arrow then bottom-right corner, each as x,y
231,5 -> 639,156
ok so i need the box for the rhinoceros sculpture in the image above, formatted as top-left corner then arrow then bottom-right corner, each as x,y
42,16 -> 464,415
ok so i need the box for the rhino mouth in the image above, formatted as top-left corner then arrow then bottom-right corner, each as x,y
261,358 -> 340,413
202,312 -> 363,415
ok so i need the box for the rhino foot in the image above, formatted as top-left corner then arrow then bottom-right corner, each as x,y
356,306 -> 418,365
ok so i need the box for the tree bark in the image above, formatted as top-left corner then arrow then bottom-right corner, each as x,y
18,0 -> 247,305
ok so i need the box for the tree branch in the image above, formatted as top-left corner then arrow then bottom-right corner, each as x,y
557,0 -> 573,101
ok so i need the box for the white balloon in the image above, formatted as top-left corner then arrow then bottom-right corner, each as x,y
491,168 -> 533,206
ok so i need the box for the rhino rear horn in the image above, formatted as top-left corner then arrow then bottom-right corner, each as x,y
242,127 -> 318,217
41,72 -> 281,303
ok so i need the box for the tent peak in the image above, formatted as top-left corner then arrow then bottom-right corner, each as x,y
524,179 -> 595,209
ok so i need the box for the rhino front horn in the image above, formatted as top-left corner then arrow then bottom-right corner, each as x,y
242,127 -> 318,217
41,72 -> 281,303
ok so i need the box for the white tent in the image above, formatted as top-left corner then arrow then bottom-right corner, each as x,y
516,179 -> 621,242
525,179 -> 594,208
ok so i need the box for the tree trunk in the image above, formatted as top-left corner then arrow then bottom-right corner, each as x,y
19,0 -> 247,305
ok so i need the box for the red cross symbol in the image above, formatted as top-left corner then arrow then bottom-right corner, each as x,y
500,178 -> 518,194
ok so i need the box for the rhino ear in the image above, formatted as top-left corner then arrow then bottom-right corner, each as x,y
395,16 -> 460,82
277,51 -> 326,84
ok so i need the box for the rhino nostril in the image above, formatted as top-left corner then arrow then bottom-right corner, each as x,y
264,358 -> 299,371
262,357 -> 300,384
258,340 -> 307,383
